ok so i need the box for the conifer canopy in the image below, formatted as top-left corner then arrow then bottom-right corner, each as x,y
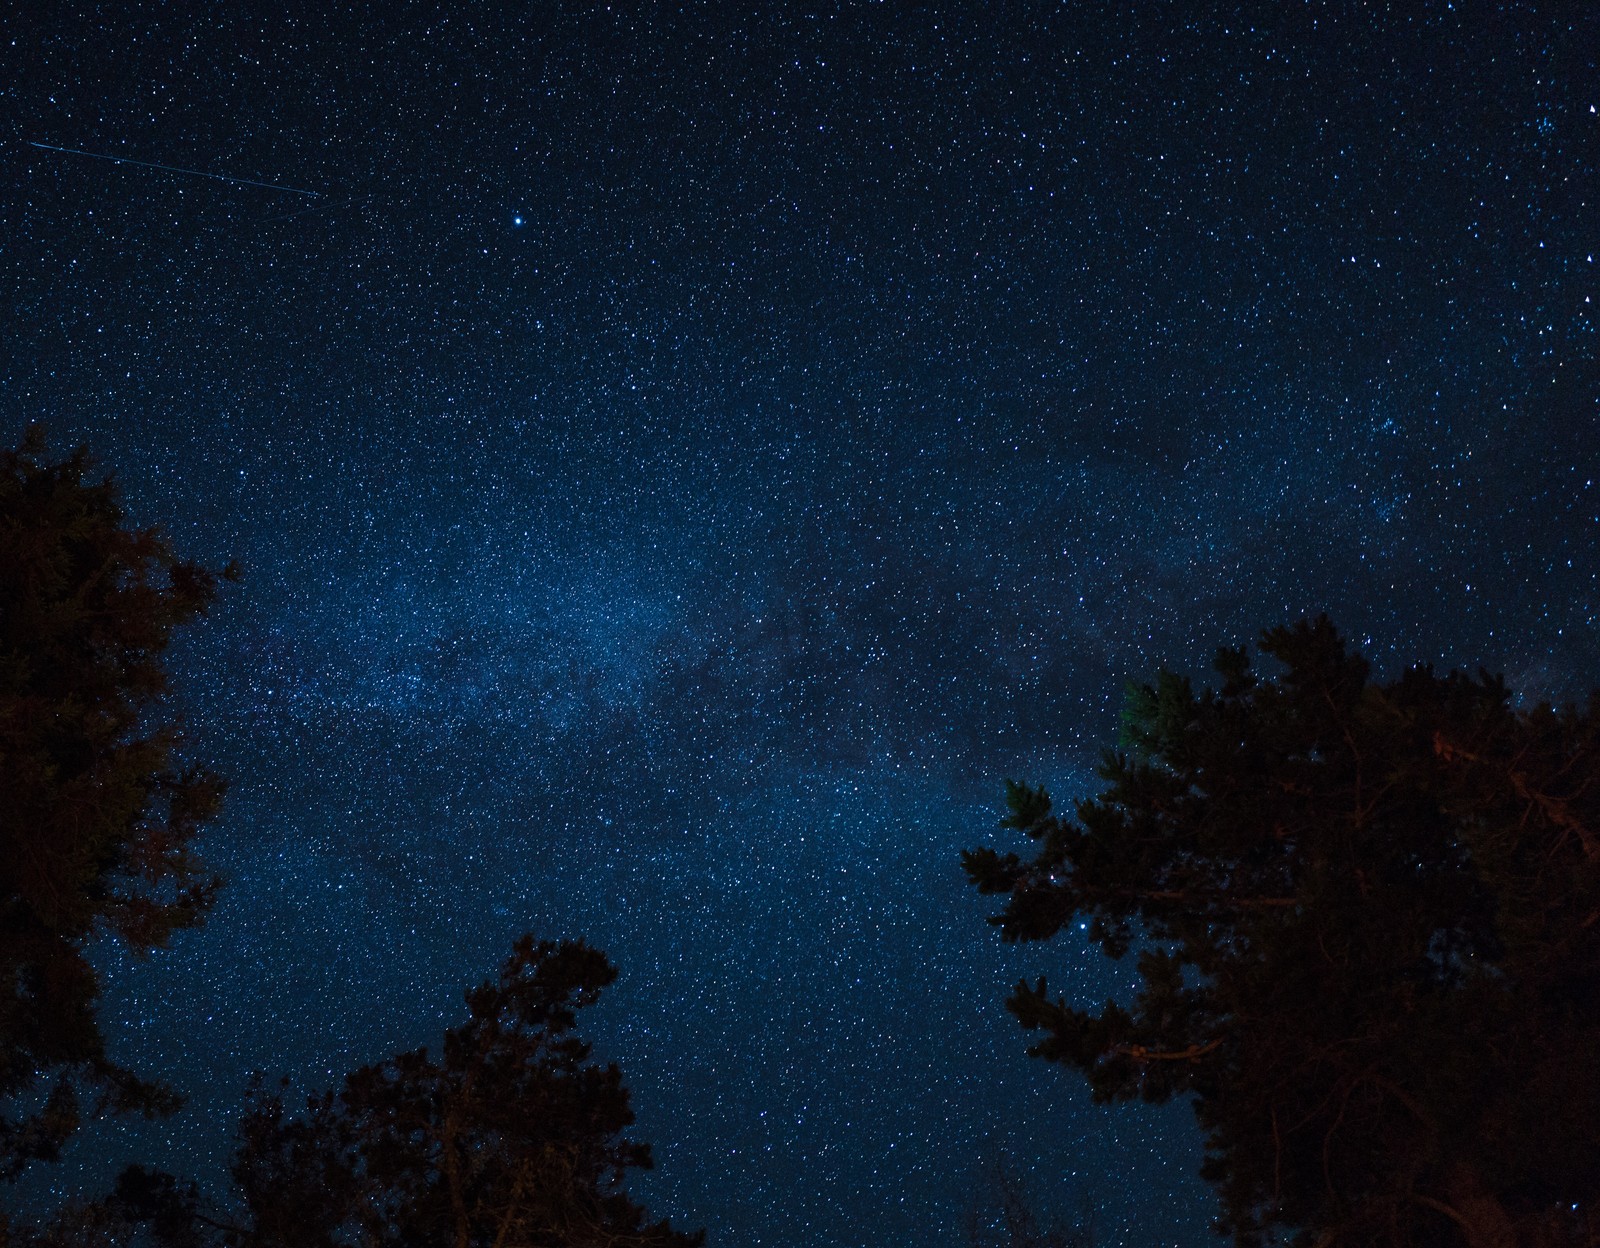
107,938 -> 703,1248
0,430 -> 230,1176
965,619 -> 1600,1248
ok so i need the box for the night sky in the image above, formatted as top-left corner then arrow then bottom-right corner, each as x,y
5,4 -> 1599,1245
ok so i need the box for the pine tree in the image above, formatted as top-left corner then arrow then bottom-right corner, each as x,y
965,618 -> 1600,1248
0,429 -> 230,1178
109,938 -> 702,1248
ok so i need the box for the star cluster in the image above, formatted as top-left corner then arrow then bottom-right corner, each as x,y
4,4 -> 1598,1245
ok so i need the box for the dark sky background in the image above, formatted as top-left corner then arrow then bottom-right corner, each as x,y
4,3 -> 1598,1245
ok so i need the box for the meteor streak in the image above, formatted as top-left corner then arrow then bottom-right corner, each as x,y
28,140 -> 322,197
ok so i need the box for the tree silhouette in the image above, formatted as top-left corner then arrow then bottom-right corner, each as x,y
965,618 -> 1600,1248
108,937 -> 701,1248
0,429 -> 230,1178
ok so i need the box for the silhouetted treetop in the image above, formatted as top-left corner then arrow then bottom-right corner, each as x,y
0,428 -> 232,1178
966,617 -> 1600,1248
109,937 -> 702,1248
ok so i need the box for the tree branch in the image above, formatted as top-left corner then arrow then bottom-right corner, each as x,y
1111,1038 -> 1222,1062
1412,1193 -> 1473,1236
1433,732 -> 1599,860
1125,889 -> 1299,910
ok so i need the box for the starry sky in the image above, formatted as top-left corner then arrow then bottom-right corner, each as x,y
4,3 -> 1599,1245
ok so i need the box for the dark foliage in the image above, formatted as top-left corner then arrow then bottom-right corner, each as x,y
965,618 -> 1600,1248
0,429 -> 229,1178
111,937 -> 701,1248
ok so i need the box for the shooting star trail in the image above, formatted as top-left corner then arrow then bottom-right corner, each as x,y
28,141 -> 322,197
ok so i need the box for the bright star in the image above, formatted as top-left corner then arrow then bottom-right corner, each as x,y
512,214 -> 524,227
